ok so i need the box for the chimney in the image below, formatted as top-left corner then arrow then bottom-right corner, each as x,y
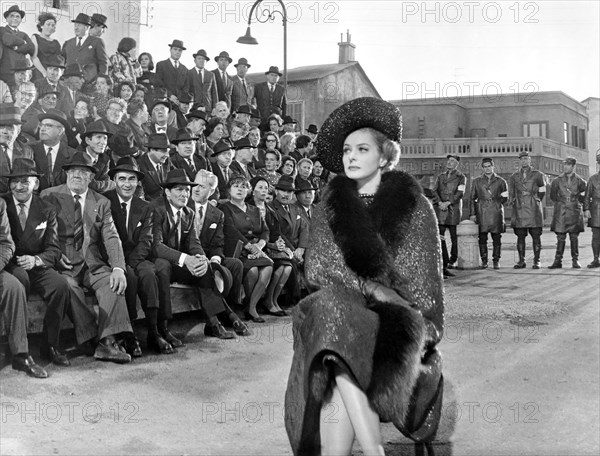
338,30 -> 356,64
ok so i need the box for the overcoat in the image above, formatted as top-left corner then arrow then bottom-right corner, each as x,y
284,171 -> 444,454
509,166 -> 546,228
434,169 -> 466,225
469,173 -> 508,233
550,173 -> 587,233
584,172 -> 600,228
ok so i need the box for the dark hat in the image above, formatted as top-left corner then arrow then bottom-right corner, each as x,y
315,97 -> 402,173
214,51 -> 232,63
6,158 -> 41,178
150,98 -> 171,112
265,66 -> 282,76
168,39 -> 186,50
295,178 -> 317,193
108,156 -> 145,180
178,92 -> 194,104
282,116 -> 297,125
38,88 -> 60,99
446,154 -> 460,162
3,4 -> 25,19
186,110 -> 208,122
90,13 -> 107,28
160,169 -> 198,188
211,262 -> 233,296
0,103 -> 22,126
249,175 -> 269,190
236,105 -> 252,115
518,151 -> 530,158
481,157 -> 494,165
146,133 -> 173,150
71,12 -> 92,26
45,54 -> 66,69
233,137 -> 252,150
234,57 -> 251,68
81,120 -> 113,139
306,124 -> 318,134
275,175 -> 295,191
38,108 -> 69,130
211,139 -> 234,157
250,108 -> 261,119
563,157 -> 577,166
62,151 -> 98,174
171,129 -> 198,144
192,49 -> 210,60
63,63 -> 84,78
12,57 -> 33,72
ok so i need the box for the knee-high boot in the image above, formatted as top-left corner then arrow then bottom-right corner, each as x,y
532,237 -> 542,269
548,239 -> 565,269
514,238 -> 526,269
570,235 -> 581,268
492,243 -> 501,269
479,244 -> 488,269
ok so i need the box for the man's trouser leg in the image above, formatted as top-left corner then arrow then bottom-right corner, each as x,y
531,227 -> 543,268
548,232 -> 566,269
0,271 -> 29,355
569,232 -> 581,268
478,232 -> 489,268
61,271 -> 98,344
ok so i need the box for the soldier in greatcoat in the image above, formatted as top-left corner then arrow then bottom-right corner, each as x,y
508,151 -> 547,269
548,157 -> 587,269
434,154 -> 466,276
469,158 -> 508,269
583,152 -> 600,268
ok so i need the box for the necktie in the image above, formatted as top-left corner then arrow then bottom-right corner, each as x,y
46,147 -> 53,181
195,205 -> 204,236
187,158 -> 196,173
175,61 -> 179,69
77,37 -> 82,48
223,167 -> 229,184
121,202 -> 128,227
175,210 -> 181,247
156,164 -> 163,182
242,79 -> 247,95
222,72 -> 227,86
270,84 -> 274,94
18,203 -> 27,230
73,195 -> 83,250
307,208 -> 311,220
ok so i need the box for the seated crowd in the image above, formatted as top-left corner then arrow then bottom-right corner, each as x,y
0,6 -> 331,378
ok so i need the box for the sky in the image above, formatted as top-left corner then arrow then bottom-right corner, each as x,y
139,0 -> 599,102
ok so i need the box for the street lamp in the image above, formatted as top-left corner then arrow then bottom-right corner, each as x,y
237,0 -> 288,93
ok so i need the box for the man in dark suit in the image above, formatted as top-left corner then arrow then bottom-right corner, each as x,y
41,152 -> 134,364
137,133 -> 173,202
187,49 -> 217,113
230,137 -> 257,180
57,64 -> 84,114
152,169 -> 236,339
0,103 -> 34,193
33,55 -> 66,104
32,109 -> 76,191
170,129 -> 212,180
79,120 -> 115,194
2,158 -> 71,367
294,178 -> 316,225
125,99 -> 150,152
212,51 -> 233,109
20,88 -> 59,139
155,40 -> 189,104
210,139 -> 235,203
61,13 -> 108,83
230,58 -> 254,113
184,109 -> 211,172
149,99 -> 177,140
252,66 -> 286,123
0,5 -> 35,89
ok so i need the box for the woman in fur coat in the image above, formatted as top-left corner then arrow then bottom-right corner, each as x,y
284,98 -> 445,455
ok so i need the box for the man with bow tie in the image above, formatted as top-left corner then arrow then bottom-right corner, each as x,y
149,99 -> 177,140
0,5 -> 35,89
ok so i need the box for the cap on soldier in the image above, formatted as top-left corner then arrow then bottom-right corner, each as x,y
563,156 -> 576,166
482,158 -> 494,165
518,151 -> 530,158
446,154 -> 460,162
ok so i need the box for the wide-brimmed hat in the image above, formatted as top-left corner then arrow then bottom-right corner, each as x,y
160,169 -> 198,188
45,54 -> 66,69
186,110 -> 207,122
306,124 -> 318,134
214,51 -> 232,63
63,63 -> 84,78
275,175 -> 295,191
62,151 -> 98,174
210,262 -> 233,296
446,154 -> 460,162
234,58 -> 251,68
192,49 -> 210,61
250,108 -> 261,119
146,133 -> 173,150
81,120 -> 113,139
168,39 -> 186,50
4,4 -> 25,19
108,156 -> 145,180
171,129 -> 198,144
234,137 -> 252,150
295,178 -> 317,193
90,13 -> 107,28
12,57 -> 33,72
38,108 -> 69,130
236,105 -> 252,115
316,97 -> 402,173
211,139 -> 234,157
71,12 -> 92,26
282,116 -> 296,125
6,158 -> 41,178
265,66 -> 282,76
0,104 -> 22,126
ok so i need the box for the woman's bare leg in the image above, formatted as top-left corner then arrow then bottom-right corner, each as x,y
243,267 -> 259,317
320,383 -> 355,456
271,265 -> 291,311
248,266 -> 273,309
263,266 -> 283,310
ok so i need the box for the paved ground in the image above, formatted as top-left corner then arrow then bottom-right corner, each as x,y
0,229 -> 598,455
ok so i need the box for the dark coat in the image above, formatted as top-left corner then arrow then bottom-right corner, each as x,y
0,199 -> 15,270
434,168 -> 466,225
509,166 -> 546,228
0,26 -> 35,82
253,81 -> 286,120
137,153 -> 172,202
170,152 -> 210,181
230,75 -> 253,112
270,198 -> 309,250
61,35 -> 108,81
211,69 -> 233,108
550,173 -> 587,233
584,172 -> 600,228
469,173 -> 508,233
31,141 -> 77,191
284,171 -> 444,454
187,67 -> 217,112
197,202 -> 226,259
155,59 -> 189,99
0,139 -> 34,193
220,201 -> 269,257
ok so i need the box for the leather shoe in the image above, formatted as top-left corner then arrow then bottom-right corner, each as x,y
514,261 -> 526,269
443,269 -> 455,278
147,334 -> 175,354
587,259 -> 600,268
572,260 -> 581,269
40,344 -> 70,367
120,335 -> 143,358
244,311 -> 266,323
265,309 -> 288,317
493,261 -> 500,269
94,338 -> 131,364
159,330 -> 184,348
204,323 -> 236,339
12,355 -> 48,378
233,320 -> 251,336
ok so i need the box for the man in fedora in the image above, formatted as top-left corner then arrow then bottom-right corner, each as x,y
80,119 -> 116,194
306,124 -> 318,141
61,13 -> 108,83
230,137 -> 257,180
211,138 -> 235,203
21,87 -> 58,139
2,157 -> 71,366
234,105 -> 252,126
212,51 -> 233,109
152,169 -> 236,340
231,58 -> 254,113
125,99 -> 149,152
548,157 -> 587,269
187,49 -> 217,113
89,13 -> 107,38
149,99 -> 177,140
57,64 -> 84,113
156,40 -> 189,105
137,133 -> 173,201
10,57 -> 33,89
253,66 -> 286,123
172,91 -> 194,129
12,81 -> 36,113
281,116 -> 297,135
0,196 -> 48,378
105,157 -> 168,355
434,153 -> 466,277
170,128 -> 211,180
31,108 -> 76,191
41,152 -> 134,363
584,152 -> 600,268
0,5 -> 35,89
0,103 -> 34,193
184,109 -> 212,171
294,178 -> 317,225
508,151 -> 547,269
33,55 -> 66,103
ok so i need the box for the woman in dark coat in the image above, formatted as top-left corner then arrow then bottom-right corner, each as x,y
284,98 -> 444,455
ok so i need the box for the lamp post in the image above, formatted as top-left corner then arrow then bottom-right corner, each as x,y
237,0 -> 288,94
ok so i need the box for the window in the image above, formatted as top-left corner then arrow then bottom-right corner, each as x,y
571,125 -> 579,147
286,101 -> 304,132
471,128 -> 486,138
563,122 -> 569,144
522,122 -> 548,138
579,128 -> 586,150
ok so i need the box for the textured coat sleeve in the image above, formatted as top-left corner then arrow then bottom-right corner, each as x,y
0,199 -> 15,270
38,205 -> 62,267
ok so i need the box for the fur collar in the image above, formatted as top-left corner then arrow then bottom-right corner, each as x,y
325,170 -> 422,281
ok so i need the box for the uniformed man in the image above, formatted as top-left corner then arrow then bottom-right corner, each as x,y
469,158 -> 508,269
583,152 -> 600,268
434,154 -> 466,276
508,151 -> 547,269
548,157 -> 587,269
